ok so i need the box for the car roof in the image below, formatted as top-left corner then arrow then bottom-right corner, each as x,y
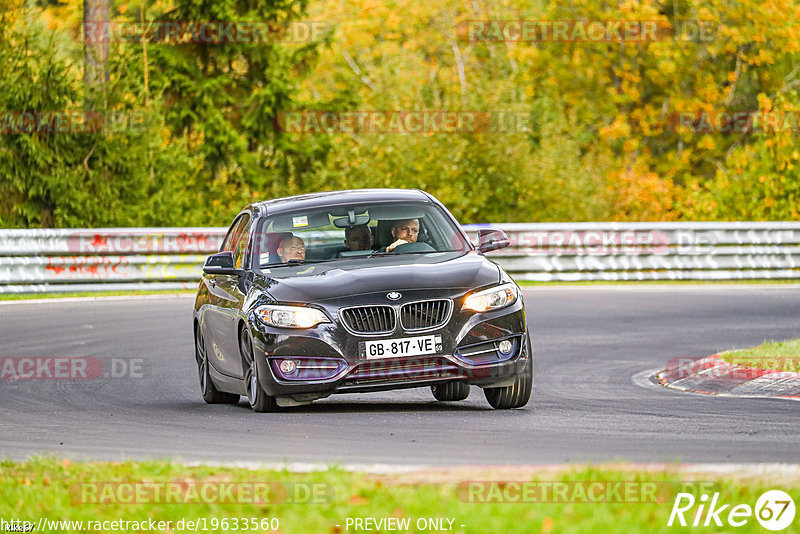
247,189 -> 433,216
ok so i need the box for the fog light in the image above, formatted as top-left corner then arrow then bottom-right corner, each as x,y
498,340 -> 513,354
279,359 -> 298,375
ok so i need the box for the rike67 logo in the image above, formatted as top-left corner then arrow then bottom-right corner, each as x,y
668,490 -> 795,531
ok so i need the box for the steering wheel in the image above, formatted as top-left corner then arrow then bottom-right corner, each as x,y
392,242 -> 435,254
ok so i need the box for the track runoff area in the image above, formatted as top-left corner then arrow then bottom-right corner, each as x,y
1,285 -> 799,532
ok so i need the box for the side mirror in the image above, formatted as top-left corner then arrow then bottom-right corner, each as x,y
203,251 -> 243,276
477,229 -> 510,253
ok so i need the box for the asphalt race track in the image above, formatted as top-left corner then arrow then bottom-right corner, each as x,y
1,286 -> 798,466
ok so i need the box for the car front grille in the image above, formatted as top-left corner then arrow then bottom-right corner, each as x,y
340,306 -> 396,334
343,356 -> 461,386
400,299 -> 451,331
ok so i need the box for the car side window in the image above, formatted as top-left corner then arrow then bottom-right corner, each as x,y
231,213 -> 252,269
220,215 -> 244,252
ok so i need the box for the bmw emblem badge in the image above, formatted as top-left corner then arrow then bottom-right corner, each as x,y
387,291 -> 402,300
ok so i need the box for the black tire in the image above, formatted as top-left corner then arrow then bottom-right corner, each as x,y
240,327 -> 278,413
483,358 -> 532,409
431,381 -> 470,401
194,324 -> 240,405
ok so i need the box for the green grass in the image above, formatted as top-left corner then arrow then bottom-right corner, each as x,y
1,458 -> 797,533
0,290 -> 195,301
718,338 -> 800,373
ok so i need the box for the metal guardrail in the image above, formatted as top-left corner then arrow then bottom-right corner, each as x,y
467,222 -> 800,282
0,228 -> 226,293
0,222 -> 798,292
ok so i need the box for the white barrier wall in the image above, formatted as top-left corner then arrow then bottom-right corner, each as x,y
467,222 -> 800,282
0,222 -> 798,292
0,228 -> 226,293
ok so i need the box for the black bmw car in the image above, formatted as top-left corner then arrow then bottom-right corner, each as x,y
193,189 -> 531,412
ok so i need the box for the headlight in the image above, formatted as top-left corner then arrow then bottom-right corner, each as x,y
462,283 -> 518,313
255,305 -> 330,328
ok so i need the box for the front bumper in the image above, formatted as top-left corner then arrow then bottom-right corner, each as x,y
249,295 -> 529,404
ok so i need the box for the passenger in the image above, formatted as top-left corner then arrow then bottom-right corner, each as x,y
385,218 -> 419,252
277,235 -> 305,262
344,224 -> 374,251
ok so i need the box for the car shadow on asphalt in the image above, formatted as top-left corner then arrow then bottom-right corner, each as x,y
159,392 -> 500,413
272,400 -> 490,413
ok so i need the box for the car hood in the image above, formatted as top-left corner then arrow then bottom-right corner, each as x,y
258,251 -> 500,303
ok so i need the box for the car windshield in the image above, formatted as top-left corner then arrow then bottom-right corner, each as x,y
254,201 -> 471,268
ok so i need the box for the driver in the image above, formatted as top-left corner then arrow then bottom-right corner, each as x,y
277,234 -> 305,262
385,218 -> 419,252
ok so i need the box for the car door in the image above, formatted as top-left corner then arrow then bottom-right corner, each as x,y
202,212 -> 251,378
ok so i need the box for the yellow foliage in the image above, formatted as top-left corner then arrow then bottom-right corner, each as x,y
757,93 -> 773,112
698,136 -> 715,151
301,0 -> 800,221
600,116 -> 630,141
605,167 -> 681,221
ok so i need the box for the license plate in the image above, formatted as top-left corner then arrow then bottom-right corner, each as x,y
360,335 -> 443,359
